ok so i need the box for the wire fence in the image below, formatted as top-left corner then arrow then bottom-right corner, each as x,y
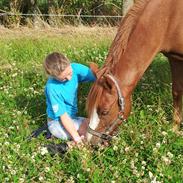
0,13 -> 123,27
0,13 -> 123,18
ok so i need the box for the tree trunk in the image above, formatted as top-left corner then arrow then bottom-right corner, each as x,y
122,0 -> 134,17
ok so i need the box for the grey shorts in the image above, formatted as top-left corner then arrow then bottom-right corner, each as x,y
47,117 -> 85,140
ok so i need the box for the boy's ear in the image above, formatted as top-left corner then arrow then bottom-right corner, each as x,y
89,62 -> 99,76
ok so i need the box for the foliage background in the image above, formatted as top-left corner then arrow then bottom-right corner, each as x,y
0,0 -> 124,27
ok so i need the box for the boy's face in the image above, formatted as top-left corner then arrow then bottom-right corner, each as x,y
56,65 -> 73,81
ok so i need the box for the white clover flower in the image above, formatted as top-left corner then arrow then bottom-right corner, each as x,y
124,146 -> 130,152
39,176 -> 44,181
149,171 -> 153,179
31,157 -> 35,163
114,171 -> 119,178
162,138 -> 167,144
12,73 -> 18,77
151,177 -> 157,183
68,176 -> 75,183
14,143 -> 20,150
86,168 -> 90,172
122,159 -> 127,164
19,178 -> 25,183
156,142 -> 161,148
153,147 -> 158,153
130,160 -> 135,169
167,152 -> 173,159
113,145 -> 118,151
112,136 -> 118,140
178,154 -> 182,159
40,147 -> 48,155
4,177 -> 9,181
23,110 -> 28,115
162,131 -> 167,136
45,167 -> 50,172
17,111 -> 21,115
5,141 -> 10,146
11,169 -> 16,175
160,173 -> 164,177
33,90 -> 39,94
141,171 -> 144,176
9,126 -> 15,130
162,156 -> 171,165
142,161 -> 146,166
133,169 -> 138,175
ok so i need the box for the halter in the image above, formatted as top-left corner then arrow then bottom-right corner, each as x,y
87,74 -> 126,141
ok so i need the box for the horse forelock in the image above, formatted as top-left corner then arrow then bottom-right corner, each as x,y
105,0 -> 151,66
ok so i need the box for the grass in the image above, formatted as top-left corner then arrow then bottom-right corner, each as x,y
0,27 -> 183,183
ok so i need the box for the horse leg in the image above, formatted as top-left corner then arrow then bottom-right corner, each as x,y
169,58 -> 183,131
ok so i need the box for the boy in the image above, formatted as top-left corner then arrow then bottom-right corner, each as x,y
43,52 -> 96,144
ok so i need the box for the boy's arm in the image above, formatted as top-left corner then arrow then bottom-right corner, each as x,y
60,113 -> 82,143
75,63 -> 96,82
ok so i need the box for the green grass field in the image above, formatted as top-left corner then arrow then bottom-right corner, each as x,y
0,27 -> 182,183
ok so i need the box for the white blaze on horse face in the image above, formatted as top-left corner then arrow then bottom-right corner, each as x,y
87,108 -> 100,141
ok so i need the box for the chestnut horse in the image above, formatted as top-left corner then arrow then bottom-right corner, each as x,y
86,0 -> 183,144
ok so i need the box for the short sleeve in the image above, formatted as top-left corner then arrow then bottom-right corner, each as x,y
74,63 -> 96,82
46,87 -> 66,118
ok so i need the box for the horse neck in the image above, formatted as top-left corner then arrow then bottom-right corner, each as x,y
113,36 -> 163,97
109,0 -> 173,97
112,20 -> 166,97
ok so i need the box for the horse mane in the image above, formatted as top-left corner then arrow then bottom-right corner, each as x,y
87,79 -> 103,117
87,0 -> 151,116
105,0 -> 151,67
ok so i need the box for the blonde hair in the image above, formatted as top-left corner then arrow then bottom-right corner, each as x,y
43,52 -> 70,77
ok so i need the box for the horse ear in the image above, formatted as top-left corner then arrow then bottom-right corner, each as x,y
103,75 -> 115,94
89,62 -> 99,77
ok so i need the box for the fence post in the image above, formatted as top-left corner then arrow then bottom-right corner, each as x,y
122,0 -> 134,16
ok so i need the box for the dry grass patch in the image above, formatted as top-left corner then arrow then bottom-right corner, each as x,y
0,25 -> 117,40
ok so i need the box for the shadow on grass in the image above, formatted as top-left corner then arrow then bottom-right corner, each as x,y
13,69 -> 46,128
15,93 -> 46,126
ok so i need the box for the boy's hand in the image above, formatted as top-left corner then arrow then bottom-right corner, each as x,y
67,136 -> 85,149
73,135 -> 84,144
89,62 -> 98,76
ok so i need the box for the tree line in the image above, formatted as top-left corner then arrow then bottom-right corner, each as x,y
0,0 -> 135,27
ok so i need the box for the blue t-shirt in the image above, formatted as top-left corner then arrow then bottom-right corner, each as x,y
45,63 -> 96,121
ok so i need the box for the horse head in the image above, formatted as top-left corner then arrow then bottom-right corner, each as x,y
87,64 -> 131,145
